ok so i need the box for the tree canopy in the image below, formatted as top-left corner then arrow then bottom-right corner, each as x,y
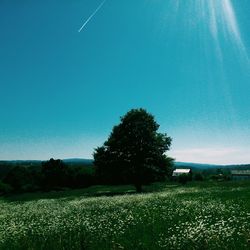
93,108 -> 173,192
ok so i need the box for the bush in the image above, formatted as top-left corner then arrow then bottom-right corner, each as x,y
178,174 -> 189,185
194,173 -> 204,181
2,166 -> 33,192
0,181 -> 13,195
210,174 -> 230,181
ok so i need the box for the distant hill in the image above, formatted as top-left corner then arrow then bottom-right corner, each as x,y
175,162 -> 222,169
62,158 -> 94,165
174,162 -> 250,172
0,160 -> 42,165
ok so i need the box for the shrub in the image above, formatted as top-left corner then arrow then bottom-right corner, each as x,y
2,166 -> 33,192
0,180 -> 13,195
178,174 -> 189,185
194,173 -> 204,181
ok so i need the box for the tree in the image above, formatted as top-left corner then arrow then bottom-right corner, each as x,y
0,180 -> 13,195
2,166 -> 35,192
41,158 -> 67,190
93,108 -> 173,192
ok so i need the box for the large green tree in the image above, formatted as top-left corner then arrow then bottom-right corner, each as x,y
93,108 -> 173,192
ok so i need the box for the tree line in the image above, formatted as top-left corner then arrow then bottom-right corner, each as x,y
0,108 -> 174,195
0,108 -> 233,195
0,159 -> 95,194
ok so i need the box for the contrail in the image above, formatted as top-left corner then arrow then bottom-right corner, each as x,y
78,0 -> 106,33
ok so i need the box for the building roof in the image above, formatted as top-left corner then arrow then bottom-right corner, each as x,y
173,169 -> 191,174
231,170 -> 250,176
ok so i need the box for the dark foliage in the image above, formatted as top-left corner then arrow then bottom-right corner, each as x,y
94,108 -> 173,192
0,159 -> 95,195
65,166 -> 95,189
210,173 -> 231,181
41,159 -> 95,191
194,173 -> 204,181
41,159 -> 68,190
2,166 -> 36,192
0,181 -> 12,195
0,163 -> 14,179
178,174 -> 189,185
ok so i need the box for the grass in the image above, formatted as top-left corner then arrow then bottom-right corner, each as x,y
0,181 -> 250,250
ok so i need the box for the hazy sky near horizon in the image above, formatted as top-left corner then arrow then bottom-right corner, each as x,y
1,0 -> 250,164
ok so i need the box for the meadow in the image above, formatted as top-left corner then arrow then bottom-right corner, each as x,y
0,181 -> 249,250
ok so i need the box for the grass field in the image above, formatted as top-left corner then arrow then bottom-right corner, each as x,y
0,181 -> 250,250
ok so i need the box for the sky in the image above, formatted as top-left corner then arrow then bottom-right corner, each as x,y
0,0 -> 250,164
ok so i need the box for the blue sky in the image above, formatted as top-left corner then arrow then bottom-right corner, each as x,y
0,0 -> 250,164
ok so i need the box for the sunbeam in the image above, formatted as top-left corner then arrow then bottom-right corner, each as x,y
172,0 -> 248,62
211,0 -> 247,60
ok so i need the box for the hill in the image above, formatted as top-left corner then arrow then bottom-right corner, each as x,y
62,158 -> 93,165
175,162 -> 250,171
175,162 -> 222,169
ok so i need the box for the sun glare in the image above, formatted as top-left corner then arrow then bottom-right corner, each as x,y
171,0 -> 248,62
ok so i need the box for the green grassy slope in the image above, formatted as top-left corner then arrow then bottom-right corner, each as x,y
0,181 -> 249,250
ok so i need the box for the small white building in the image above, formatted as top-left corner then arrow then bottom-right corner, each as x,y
231,170 -> 250,180
172,169 -> 191,177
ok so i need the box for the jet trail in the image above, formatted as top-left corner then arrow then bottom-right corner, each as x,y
78,0 -> 106,32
